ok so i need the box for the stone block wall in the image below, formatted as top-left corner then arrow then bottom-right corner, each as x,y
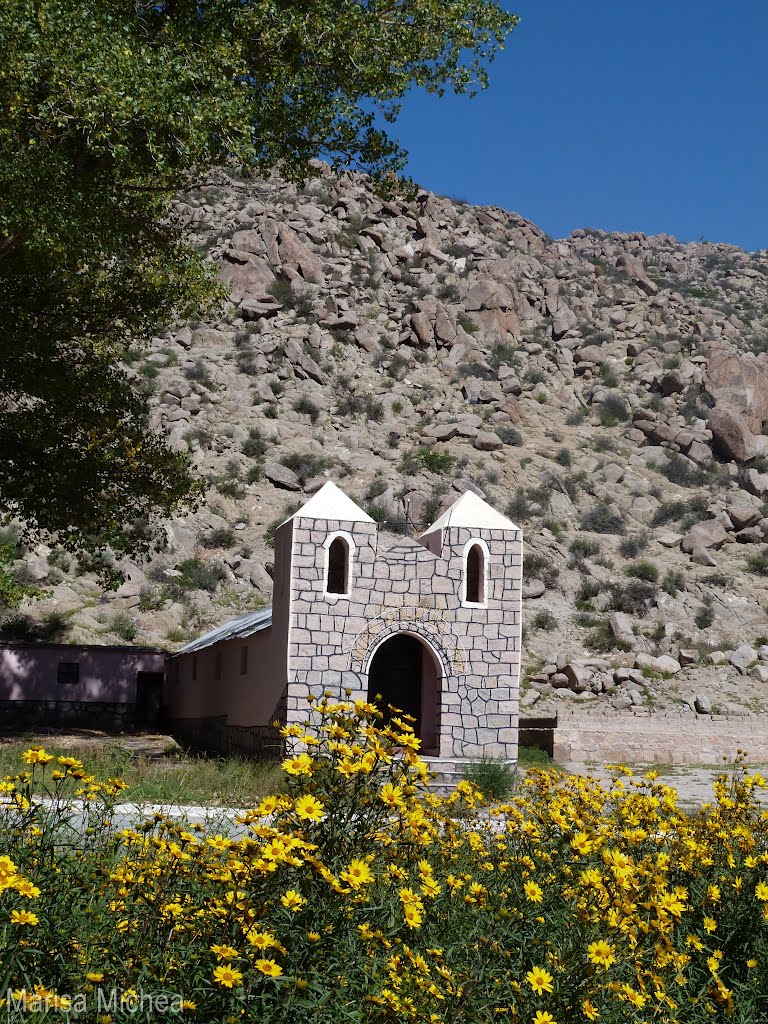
554,709 -> 768,764
282,515 -> 522,759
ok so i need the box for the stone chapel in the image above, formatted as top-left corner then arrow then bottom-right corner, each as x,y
165,481 -> 523,764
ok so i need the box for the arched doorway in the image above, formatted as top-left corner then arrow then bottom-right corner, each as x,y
367,633 -> 440,753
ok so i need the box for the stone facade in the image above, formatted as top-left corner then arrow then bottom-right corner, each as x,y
168,483 -> 523,761
276,485 -> 522,759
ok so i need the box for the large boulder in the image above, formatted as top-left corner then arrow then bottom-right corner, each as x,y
708,407 -> 755,462
706,348 -> 768,433
617,253 -> 658,296
681,519 -> 729,553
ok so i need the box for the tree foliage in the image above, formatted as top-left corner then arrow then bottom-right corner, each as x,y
0,0 -> 517,560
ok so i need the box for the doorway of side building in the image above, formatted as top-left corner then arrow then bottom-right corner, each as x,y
135,671 -> 164,731
367,634 -> 440,754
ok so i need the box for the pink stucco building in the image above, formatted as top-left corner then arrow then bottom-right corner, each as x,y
0,643 -> 166,730
165,482 -> 523,765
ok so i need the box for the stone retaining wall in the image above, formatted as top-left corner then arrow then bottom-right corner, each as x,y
169,716 -> 284,759
0,700 -> 135,732
554,709 -> 768,764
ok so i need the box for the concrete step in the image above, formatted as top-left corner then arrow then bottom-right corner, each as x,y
421,756 -> 517,795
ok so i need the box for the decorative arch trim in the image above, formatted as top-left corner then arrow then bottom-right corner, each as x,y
350,612 -> 467,676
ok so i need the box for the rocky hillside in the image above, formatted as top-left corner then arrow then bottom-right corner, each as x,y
6,163 -> 768,716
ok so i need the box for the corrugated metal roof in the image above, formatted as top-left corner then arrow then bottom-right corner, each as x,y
175,608 -> 273,656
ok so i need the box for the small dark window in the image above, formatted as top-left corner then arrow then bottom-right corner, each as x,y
215,650 -> 223,681
240,645 -> 248,676
57,662 -> 80,685
192,655 -> 198,681
466,544 -> 484,604
327,537 -> 349,595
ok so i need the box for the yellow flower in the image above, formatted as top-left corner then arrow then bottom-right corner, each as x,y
587,940 -> 615,969
526,966 -> 554,995
10,910 -> 38,925
245,929 -> 278,950
404,905 -> 423,929
294,794 -> 325,822
281,890 -> 306,911
21,747 -> 54,765
582,1000 -> 600,1021
210,944 -> 239,960
213,965 -> 243,989
379,783 -> 406,809
341,858 -> 374,889
533,1013 -> 556,1024
571,831 -> 593,855
703,916 -> 717,934
755,881 -> 768,901
255,959 -> 283,978
86,974 -> 104,984
524,880 -> 543,903
281,753 -> 313,777
206,835 -> 232,851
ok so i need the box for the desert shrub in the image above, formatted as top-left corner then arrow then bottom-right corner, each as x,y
505,490 -> 533,523
365,478 -> 388,500
185,425 -> 213,449
619,533 -> 648,558
596,392 -> 629,425
554,447 -> 572,467
625,559 -> 659,583
579,502 -> 625,534
584,616 -> 632,653
695,601 -> 716,629
110,611 -> 137,642
336,392 -> 384,422
488,341 -> 521,370
183,358 -> 212,386
279,452 -> 334,483
138,585 -> 164,612
242,430 -> 268,461
462,758 -> 516,802
456,311 -> 479,334
746,546 -> 768,575
607,580 -> 657,616
201,526 -> 236,549
662,570 -> 686,596
496,425 -> 523,446
566,407 -> 588,425
1,705 -> 767,1021
399,448 -> 456,477
0,611 -> 69,643
576,579 -> 603,608
293,396 -> 321,423
437,281 -> 461,303
531,609 -> 558,631
652,495 -> 708,526
523,554 -> 560,588
175,557 -> 226,592
569,537 -> 600,566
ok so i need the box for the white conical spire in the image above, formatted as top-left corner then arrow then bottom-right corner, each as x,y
282,481 -> 374,525
420,490 -> 519,535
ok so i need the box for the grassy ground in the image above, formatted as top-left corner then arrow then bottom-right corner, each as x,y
0,740 -> 284,805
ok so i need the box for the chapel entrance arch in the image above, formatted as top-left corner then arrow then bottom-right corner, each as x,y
366,633 -> 440,753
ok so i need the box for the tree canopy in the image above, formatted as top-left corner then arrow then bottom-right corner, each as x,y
0,0 -> 517,564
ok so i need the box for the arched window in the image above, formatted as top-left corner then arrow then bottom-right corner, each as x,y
465,543 -> 484,604
326,537 -> 349,595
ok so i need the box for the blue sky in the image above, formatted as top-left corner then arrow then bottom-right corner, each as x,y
390,0 -> 767,251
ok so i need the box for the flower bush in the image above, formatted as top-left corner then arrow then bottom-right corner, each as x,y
1,696 -> 767,1022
